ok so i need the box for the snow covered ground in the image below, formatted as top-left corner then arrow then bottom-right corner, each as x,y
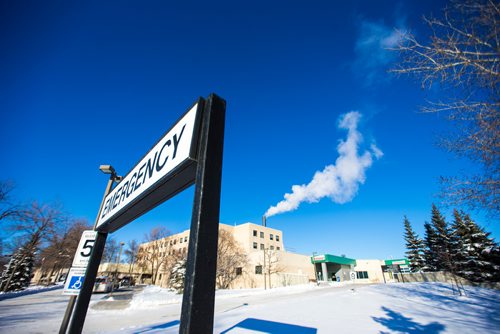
0,282 -> 498,333
0,284 -> 63,300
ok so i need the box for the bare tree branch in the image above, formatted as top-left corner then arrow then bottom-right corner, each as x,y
392,0 -> 499,218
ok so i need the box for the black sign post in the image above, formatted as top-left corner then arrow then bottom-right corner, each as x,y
61,94 -> 226,334
67,231 -> 108,333
180,94 -> 225,333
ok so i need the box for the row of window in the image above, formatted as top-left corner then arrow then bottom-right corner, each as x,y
137,247 -> 187,261
252,242 -> 280,251
356,271 -> 369,279
252,230 -> 280,241
154,236 -> 189,248
236,268 -> 371,278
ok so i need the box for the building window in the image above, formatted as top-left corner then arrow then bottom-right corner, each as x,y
180,238 -> 183,243
270,234 -> 274,240
235,267 -> 242,276
253,242 -> 258,249
253,230 -> 257,237
260,244 -> 264,250
260,231 -> 264,238
276,235 -> 280,241
184,237 -> 188,242
270,245 -> 274,250
255,265 -> 263,274
277,246 -> 280,251
356,271 -> 369,279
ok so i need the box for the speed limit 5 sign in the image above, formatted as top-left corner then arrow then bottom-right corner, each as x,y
72,230 -> 98,268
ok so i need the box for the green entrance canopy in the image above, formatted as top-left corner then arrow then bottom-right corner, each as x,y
310,254 -> 356,265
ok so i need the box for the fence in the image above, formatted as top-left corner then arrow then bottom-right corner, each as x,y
386,271 -> 500,289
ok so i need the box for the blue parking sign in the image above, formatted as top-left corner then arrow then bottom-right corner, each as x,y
63,268 -> 87,295
69,275 -> 84,290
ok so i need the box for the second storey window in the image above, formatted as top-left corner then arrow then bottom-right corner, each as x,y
253,242 -> 258,249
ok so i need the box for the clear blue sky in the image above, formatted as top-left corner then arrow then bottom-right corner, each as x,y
1,0 -> 497,260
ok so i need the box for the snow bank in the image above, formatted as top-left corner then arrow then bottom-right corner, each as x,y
127,286 -> 182,309
0,284 -> 63,301
215,282 -> 327,299
127,283 -> 325,309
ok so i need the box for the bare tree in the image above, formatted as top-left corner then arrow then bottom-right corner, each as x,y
38,218 -> 91,283
11,201 -> 65,250
139,226 -> 171,284
1,201 -> 65,291
102,238 -> 118,265
392,0 -> 499,218
260,248 -> 285,289
124,239 -> 139,276
0,180 -> 20,223
216,229 -> 248,289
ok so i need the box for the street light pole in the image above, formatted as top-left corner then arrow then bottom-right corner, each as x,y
114,242 -> 125,279
59,165 -> 121,334
111,242 -> 125,294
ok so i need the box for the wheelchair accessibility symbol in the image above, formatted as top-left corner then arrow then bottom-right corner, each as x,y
69,275 -> 84,290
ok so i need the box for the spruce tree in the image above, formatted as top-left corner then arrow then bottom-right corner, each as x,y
430,204 -> 452,271
403,216 -> 425,272
423,222 -> 440,272
461,213 -> 500,282
168,258 -> 186,294
0,246 -> 34,292
449,210 -> 469,278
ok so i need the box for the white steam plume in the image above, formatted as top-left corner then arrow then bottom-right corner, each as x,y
264,111 -> 382,218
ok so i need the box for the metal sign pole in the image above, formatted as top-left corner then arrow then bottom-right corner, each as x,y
67,231 -> 108,333
58,295 -> 76,334
180,94 -> 226,334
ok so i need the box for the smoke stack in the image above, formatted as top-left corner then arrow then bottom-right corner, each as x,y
262,215 -> 267,227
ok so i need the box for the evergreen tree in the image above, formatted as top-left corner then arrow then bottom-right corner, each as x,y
168,258 -> 186,294
448,210 -> 469,278
0,246 -> 34,292
423,222 -> 440,272
403,216 -> 425,272
430,204 -> 452,271
461,213 -> 500,282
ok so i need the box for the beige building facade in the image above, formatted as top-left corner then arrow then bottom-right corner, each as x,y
135,222 -> 406,289
136,222 -> 315,289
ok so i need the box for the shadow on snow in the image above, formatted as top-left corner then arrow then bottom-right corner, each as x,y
373,306 -> 445,334
221,318 -> 317,334
381,283 -> 500,329
133,320 -> 180,333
